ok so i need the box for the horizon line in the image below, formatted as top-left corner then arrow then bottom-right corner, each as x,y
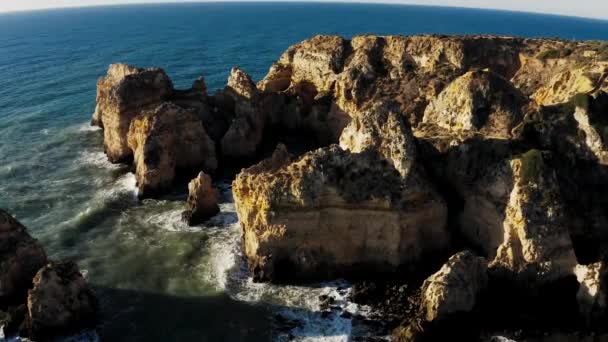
1,0 -> 607,22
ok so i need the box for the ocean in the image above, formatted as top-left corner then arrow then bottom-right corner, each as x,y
1,2 -> 608,341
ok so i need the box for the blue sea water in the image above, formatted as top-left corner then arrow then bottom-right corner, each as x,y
1,3 -> 608,341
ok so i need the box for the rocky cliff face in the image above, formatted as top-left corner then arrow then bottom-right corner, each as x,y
127,102 -> 217,198
91,34 -> 608,337
0,209 -> 47,308
93,64 -> 174,162
0,209 -> 97,339
233,143 -> 448,281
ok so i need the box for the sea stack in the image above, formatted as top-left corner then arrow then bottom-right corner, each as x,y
89,34 -> 608,338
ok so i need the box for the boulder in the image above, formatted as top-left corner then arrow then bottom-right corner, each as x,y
232,144 -> 448,282
393,251 -> 488,342
0,209 -> 47,308
419,251 -> 488,322
182,172 -> 220,226
127,102 -> 217,198
24,262 -> 97,339
93,63 -> 174,162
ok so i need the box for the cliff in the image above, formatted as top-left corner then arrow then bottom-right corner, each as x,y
90,34 -> 608,339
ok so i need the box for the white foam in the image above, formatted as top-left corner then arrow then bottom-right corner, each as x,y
201,185 -> 374,341
78,123 -> 102,132
59,172 -> 138,228
77,151 -> 120,170
145,207 -> 200,232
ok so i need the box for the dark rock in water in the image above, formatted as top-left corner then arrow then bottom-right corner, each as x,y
0,209 -> 98,340
0,209 -> 48,309
23,261 -> 98,340
182,172 -> 220,226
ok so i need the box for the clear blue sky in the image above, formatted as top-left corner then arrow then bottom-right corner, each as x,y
1,0 -> 607,20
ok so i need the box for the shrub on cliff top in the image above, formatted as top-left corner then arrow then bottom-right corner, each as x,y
537,48 -> 573,61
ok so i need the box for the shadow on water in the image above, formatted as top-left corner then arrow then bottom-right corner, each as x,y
92,285 -> 337,342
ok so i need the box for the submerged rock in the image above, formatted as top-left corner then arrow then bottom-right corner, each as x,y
233,144 -> 448,282
127,102 -> 217,198
182,172 -> 220,226
24,262 -> 98,339
0,209 -> 48,308
93,63 -> 174,162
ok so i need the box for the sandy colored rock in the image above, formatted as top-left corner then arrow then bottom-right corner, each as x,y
275,35 -> 347,93
533,64 -> 608,106
233,144 -> 448,281
488,150 -> 578,283
420,251 -> 488,322
93,63 -> 174,162
182,172 -> 220,226
25,262 -> 97,339
127,102 -> 217,198
339,101 -> 417,178
421,70 -> 527,139
575,262 -> 607,326
220,67 -> 265,159
572,92 -> 608,165
0,209 -> 48,308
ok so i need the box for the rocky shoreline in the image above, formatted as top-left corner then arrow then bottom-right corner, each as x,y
5,33 -> 608,340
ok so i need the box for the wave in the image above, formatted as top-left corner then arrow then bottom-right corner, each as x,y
145,207 -> 197,232
201,184 -> 378,341
76,151 -> 121,170
78,123 -> 102,132
58,173 -> 138,230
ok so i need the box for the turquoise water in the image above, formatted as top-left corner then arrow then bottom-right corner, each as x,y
1,3 -> 608,341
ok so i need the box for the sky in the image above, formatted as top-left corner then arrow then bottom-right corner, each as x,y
0,0 -> 607,20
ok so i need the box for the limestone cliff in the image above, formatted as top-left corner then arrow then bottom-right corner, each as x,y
85,33 -> 608,337
233,144 -> 448,281
127,102 -> 217,198
93,64 -> 174,162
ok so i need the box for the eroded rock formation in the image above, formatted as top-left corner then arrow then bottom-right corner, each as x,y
182,172 -> 220,226
25,262 -> 98,339
90,34 -> 608,338
0,209 -> 47,308
394,251 -> 488,341
127,102 -> 217,198
233,143 -> 448,282
93,64 -> 174,162
0,209 -> 97,339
